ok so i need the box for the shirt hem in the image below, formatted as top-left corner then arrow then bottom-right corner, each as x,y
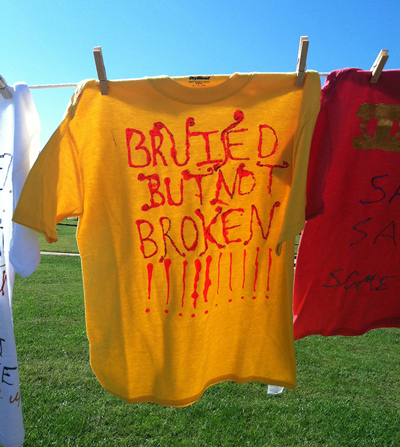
100,374 -> 296,407
294,319 -> 400,340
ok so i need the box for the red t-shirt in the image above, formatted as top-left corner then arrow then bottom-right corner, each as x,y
294,68 -> 400,339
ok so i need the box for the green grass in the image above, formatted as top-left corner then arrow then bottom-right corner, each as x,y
38,218 -> 79,253
12,255 -> 400,446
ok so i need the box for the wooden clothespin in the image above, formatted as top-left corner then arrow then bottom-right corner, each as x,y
296,36 -> 309,87
93,46 -> 108,95
0,75 -> 13,99
370,50 -> 389,83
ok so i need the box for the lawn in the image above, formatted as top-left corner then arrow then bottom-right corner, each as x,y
11,224 -> 400,446
37,218 -> 79,253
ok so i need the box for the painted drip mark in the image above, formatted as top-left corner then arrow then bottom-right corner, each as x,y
253,247 -> 260,292
203,255 -> 212,303
242,249 -> 246,289
182,260 -> 188,308
164,258 -> 171,305
192,259 -> 202,309
147,263 -> 153,300
145,246 -> 273,315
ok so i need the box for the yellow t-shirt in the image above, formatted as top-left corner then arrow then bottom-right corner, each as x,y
13,72 -> 320,406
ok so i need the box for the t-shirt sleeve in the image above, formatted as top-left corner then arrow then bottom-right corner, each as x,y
12,89 -> 85,244
275,71 -> 321,254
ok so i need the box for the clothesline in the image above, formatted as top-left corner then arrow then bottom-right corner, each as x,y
28,74 -> 331,90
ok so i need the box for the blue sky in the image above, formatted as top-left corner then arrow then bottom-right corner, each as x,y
2,0 -> 399,147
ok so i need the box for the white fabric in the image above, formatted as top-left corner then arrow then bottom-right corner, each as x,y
267,385 -> 284,395
0,83 -> 40,447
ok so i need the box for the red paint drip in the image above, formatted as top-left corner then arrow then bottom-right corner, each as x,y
164,258 -> 172,305
217,252 -> 222,294
203,255 -> 212,303
192,259 -> 202,309
253,247 -> 259,292
182,260 -> 188,308
229,252 -> 233,291
242,249 -> 246,289
267,248 -> 272,292
147,263 -> 153,300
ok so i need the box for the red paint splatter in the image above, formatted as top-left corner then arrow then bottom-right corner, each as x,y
147,263 -> 153,300
203,255 -> 212,303
253,247 -> 260,292
229,299 -> 233,303
242,249 -> 246,289
229,252 -> 233,291
164,258 -> 171,305
182,260 -> 188,308
267,248 -> 272,292
192,259 -> 202,309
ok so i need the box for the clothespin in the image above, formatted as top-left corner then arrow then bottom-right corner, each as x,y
370,50 -> 389,83
93,46 -> 108,95
0,75 -> 12,99
296,36 -> 309,87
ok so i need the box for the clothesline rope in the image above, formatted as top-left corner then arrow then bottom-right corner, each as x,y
28,73 -> 331,90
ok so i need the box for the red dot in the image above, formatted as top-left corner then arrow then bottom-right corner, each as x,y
145,308 -> 150,313
165,309 -> 169,313
191,314 -> 195,318
179,313 -> 183,317
205,310 -> 209,314
252,296 -> 256,300
265,295 -> 269,299
229,299 -> 233,303
241,296 -> 244,299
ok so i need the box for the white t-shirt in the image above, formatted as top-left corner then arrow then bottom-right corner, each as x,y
0,83 -> 40,447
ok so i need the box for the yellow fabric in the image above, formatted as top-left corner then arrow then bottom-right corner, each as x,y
13,72 -> 320,406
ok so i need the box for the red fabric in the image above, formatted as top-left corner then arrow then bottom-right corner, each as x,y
294,68 -> 400,339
